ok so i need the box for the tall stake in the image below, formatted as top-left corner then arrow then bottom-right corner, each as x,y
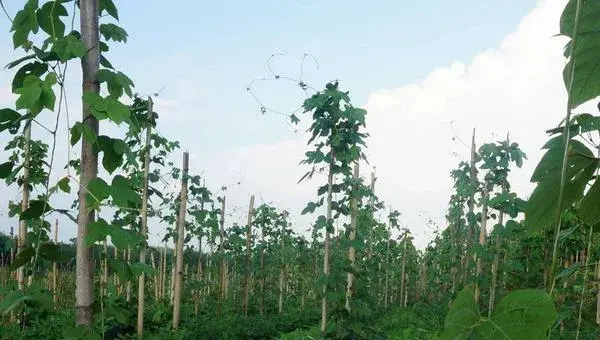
243,195 -> 255,316
77,0 -> 100,327
218,195 -> 226,316
321,155 -> 334,334
400,230 -> 408,308
17,121 -> 31,291
384,210 -> 391,309
345,162 -> 359,312
463,128 -> 476,284
172,152 -> 189,330
137,97 -> 153,337
367,171 -> 376,261
475,185 -> 489,303
53,219 -> 59,306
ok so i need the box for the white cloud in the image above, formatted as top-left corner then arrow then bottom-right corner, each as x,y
200,0 -> 585,249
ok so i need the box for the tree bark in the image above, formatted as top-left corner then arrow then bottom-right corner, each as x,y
463,129 -> 477,284
76,0 -> 100,327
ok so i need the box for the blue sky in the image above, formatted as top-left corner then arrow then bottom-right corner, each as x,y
105,0 -> 537,151
2,0 -> 574,248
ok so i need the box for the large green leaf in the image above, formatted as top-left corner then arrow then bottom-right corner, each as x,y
525,138 -> 597,232
86,219 -> 110,245
0,108 -> 22,133
579,177 -> 600,225
111,175 -> 141,207
0,161 -> 15,179
440,287 -> 480,339
561,0 -> 600,109
36,1 -> 67,38
441,289 -> 557,340
109,226 -> 143,250
86,177 -> 110,204
20,199 -> 52,220
477,290 -> 557,340
10,246 -> 35,270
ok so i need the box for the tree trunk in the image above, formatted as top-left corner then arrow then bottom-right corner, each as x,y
172,152 -> 189,330
321,154 -> 334,334
345,163 -> 359,312
243,195 -> 255,316
76,0 -> 100,326
137,97 -> 153,337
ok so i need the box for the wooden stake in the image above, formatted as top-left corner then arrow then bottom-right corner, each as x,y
17,121 -> 31,291
345,162 -> 359,312
172,152 -> 189,330
137,96 -> 153,338
321,153 -> 334,334
76,0 -> 100,327
243,195 -> 255,316
53,219 -> 59,306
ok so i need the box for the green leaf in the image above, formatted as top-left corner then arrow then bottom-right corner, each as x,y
111,175 -> 141,207
580,178 -> 600,225
20,199 -> 52,220
100,0 -> 119,20
12,62 -> 48,92
0,161 -> 15,179
36,1 -> 67,38
51,34 -> 86,62
560,0 -> 600,109
477,289 -> 557,339
86,219 -> 110,245
87,177 -> 110,204
130,262 -> 157,277
10,246 -> 35,270
440,287 -> 480,339
39,243 -> 68,262
15,75 -> 42,111
97,136 -> 123,173
526,138 -> 597,232
109,259 -> 132,282
110,226 -> 143,250
0,108 -> 22,133
11,0 -> 39,49
100,23 -> 128,43
56,177 -> 70,193
105,98 -> 130,123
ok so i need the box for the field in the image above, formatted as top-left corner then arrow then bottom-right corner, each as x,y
1,0 -> 600,339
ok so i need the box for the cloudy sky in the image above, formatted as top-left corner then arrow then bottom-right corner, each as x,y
0,0 -> 585,249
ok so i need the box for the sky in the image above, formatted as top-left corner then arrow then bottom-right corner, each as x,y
0,0 -> 587,249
